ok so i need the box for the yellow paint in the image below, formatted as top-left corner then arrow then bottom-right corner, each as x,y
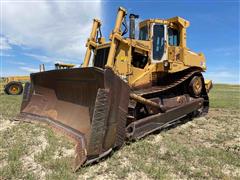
82,7 -> 210,90
4,76 -> 30,83
205,80 -> 213,93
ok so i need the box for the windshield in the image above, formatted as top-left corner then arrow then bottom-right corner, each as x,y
139,26 -> 148,40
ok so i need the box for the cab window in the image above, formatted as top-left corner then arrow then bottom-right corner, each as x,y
168,28 -> 180,46
139,26 -> 148,40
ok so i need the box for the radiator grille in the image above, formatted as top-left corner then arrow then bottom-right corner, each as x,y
93,47 -> 110,69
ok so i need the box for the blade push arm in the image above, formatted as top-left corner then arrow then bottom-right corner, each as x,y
82,19 -> 101,67
105,7 -> 127,68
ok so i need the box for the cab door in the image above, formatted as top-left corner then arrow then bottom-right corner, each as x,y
152,24 -> 168,62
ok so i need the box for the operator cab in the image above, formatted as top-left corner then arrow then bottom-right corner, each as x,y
137,17 -> 189,63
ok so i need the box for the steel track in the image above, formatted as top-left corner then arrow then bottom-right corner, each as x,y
132,69 -> 209,114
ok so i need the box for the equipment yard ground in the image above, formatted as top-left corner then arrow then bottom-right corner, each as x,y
0,84 -> 239,179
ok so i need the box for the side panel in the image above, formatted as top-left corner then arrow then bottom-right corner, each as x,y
183,49 -> 206,70
114,42 -> 131,76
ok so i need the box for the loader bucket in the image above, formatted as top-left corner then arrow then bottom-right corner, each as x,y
17,67 -> 130,170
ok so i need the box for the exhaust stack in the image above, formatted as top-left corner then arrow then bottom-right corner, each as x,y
39,64 -> 45,72
129,13 -> 139,39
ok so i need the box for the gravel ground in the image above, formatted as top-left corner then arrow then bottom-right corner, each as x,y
0,84 -> 239,179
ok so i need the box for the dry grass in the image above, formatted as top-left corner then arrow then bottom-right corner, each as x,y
0,84 -> 239,179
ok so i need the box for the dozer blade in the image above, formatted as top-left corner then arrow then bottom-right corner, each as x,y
17,67 -> 130,171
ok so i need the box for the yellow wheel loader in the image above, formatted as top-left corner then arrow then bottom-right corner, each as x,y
3,76 -> 30,95
2,63 -> 75,95
16,7 -> 212,170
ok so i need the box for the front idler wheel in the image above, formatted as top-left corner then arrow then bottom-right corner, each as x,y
189,76 -> 202,97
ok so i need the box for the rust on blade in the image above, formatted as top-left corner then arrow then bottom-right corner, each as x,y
22,86 -> 91,139
18,67 -> 130,170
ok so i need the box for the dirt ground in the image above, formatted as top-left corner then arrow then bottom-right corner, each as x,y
0,85 -> 240,179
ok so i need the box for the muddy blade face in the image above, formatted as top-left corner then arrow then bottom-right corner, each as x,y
19,67 -> 130,171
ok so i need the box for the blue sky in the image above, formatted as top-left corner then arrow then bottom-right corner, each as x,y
1,0 -> 239,84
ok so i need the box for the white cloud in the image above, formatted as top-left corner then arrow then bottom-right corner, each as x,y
0,53 -> 13,57
24,52 -> 79,64
2,1 -> 102,61
7,60 -> 25,65
205,70 -> 240,84
24,53 -> 55,63
0,37 -> 12,50
20,66 -> 39,73
212,46 -> 239,57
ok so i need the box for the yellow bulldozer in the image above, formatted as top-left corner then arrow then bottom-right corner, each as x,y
17,7 -> 212,170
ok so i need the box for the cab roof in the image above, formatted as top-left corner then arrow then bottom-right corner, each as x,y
139,16 -> 190,29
